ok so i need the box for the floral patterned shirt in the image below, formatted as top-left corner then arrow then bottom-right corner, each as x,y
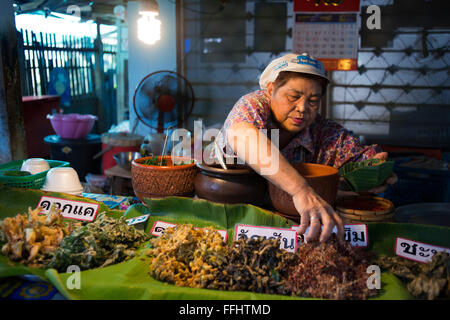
215,90 -> 381,169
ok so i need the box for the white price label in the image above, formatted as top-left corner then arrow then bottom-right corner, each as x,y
150,220 -> 228,242
395,237 -> 450,263
291,223 -> 368,247
36,196 -> 99,222
344,224 -> 368,247
150,221 -> 177,236
234,224 -> 297,253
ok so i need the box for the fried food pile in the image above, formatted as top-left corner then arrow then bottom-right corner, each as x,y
208,237 -> 298,295
0,206 -> 76,267
147,225 -> 296,294
286,234 -> 378,300
148,226 -> 379,299
0,208 -> 148,272
47,213 -> 149,272
148,224 -> 228,288
377,252 -> 450,300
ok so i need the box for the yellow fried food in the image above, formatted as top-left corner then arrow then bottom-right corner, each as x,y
0,205 -> 77,266
147,224 -> 227,288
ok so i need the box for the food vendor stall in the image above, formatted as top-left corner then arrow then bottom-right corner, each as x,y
0,0 -> 449,307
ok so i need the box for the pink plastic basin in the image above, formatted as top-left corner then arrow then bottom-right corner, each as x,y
47,113 -> 97,139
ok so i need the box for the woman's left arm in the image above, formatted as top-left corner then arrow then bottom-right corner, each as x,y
316,120 -> 397,194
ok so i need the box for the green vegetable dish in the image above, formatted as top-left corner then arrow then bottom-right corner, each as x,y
48,213 -> 149,272
0,207 -> 149,272
377,252 -> 450,300
1,170 -> 31,177
141,157 -> 194,166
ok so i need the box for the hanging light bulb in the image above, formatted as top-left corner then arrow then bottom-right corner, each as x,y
137,0 -> 161,45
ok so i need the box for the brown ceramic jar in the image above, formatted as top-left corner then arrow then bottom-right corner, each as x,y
268,163 -> 339,217
194,162 -> 267,206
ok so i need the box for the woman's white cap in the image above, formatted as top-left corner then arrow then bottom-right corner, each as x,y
259,52 -> 328,90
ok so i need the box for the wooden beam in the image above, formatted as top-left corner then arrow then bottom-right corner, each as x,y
0,0 -> 27,163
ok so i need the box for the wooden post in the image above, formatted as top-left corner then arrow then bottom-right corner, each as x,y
0,0 -> 27,163
94,19 -> 106,133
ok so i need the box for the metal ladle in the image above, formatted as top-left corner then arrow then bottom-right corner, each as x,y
159,125 -> 175,166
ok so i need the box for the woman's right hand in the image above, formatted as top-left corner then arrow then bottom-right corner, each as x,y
292,186 -> 345,243
226,122 -> 345,244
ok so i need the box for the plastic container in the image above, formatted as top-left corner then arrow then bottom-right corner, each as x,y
85,173 -> 108,190
41,167 -> 83,196
47,113 -> 97,140
0,160 -> 70,189
20,158 -> 50,175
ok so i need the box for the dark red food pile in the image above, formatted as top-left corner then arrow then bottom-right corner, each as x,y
286,234 -> 378,300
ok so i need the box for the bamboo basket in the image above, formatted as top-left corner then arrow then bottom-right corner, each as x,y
336,195 -> 395,223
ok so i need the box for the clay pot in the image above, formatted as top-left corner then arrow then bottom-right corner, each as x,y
194,162 -> 267,206
131,156 -> 198,201
268,163 -> 339,217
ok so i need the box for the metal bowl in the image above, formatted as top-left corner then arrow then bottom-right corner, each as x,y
113,151 -> 142,171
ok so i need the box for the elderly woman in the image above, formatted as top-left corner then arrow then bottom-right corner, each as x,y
215,53 -> 397,243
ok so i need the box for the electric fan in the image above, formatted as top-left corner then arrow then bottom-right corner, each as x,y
133,70 -> 195,133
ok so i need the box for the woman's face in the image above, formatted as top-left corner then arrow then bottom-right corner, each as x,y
267,77 -> 323,135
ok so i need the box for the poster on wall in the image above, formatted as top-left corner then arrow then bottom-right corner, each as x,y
293,0 -> 361,71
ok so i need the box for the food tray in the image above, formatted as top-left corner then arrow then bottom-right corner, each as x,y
336,195 -> 395,223
1,188 -> 450,300
0,160 -> 70,189
339,159 -> 395,192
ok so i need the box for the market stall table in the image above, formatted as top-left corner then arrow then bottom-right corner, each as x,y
0,187 -> 449,300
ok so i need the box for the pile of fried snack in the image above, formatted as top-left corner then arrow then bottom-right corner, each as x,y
0,207 -> 148,271
1,206 -> 76,267
147,224 -> 378,299
2,209 -> 448,300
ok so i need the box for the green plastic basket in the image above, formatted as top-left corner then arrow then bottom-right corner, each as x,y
0,160 -> 70,189
338,159 -> 395,192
